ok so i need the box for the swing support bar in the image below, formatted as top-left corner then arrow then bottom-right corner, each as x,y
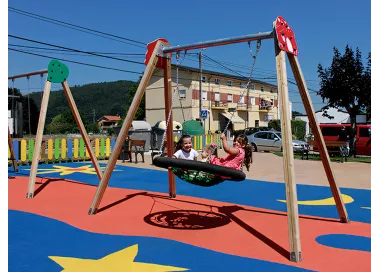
82,16 -> 349,264
162,31 -> 274,53
8,70 -> 48,80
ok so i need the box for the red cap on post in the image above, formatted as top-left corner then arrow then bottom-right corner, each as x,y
144,38 -> 170,69
275,16 -> 298,56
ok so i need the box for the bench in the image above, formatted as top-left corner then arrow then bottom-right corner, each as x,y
122,139 -> 146,163
306,140 -> 348,162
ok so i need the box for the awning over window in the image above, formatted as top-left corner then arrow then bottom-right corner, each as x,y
220,112 -> 245,124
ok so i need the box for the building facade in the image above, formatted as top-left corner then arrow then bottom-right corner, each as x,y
146,66 -> 279,133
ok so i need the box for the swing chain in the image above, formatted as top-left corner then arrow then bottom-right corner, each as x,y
176,51 -> 188,133
158,51 -> 187,155
206,40 -> 262,162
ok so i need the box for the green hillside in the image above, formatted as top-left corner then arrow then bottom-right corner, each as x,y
29,80 -> 137,124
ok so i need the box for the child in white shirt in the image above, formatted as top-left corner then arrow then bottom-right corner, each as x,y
173,135 -> 198,160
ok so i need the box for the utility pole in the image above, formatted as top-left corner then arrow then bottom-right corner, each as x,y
92,109 -> 96,124
199,51 -> 203,119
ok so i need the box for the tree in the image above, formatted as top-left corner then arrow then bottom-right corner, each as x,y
126,79 -> 145,120
118,78 -> 145,125
292,111 -> 304,119
86,123 -> 100,134
317,45 -> 371,156
268,119 -> 307,140
46,109 -> 87,134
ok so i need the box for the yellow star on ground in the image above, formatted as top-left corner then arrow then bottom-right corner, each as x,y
49,244 -> 188,272
26,165 -> 122,176
277,193 -> 354,206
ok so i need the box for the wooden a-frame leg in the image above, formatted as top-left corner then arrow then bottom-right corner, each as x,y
62,81 -> 103,180
274,26 -> 302,262
8,127 -> 18,172
88,41 -> 164,215
163,57 -> 176,198
287,54 -> 349,223
27,81 -> 52,198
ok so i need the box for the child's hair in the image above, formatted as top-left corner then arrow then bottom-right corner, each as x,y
174,134 -> 192,153
235,134 -> 252,171
203,142 -> 218,157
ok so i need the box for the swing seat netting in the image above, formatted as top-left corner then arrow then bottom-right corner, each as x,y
153,157 -> 246,187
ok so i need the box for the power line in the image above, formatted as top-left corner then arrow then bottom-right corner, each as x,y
9,7 -> 323,91
200,56 -> 320,85
8,47 -> 145,58
9,34 -> 145,65
203,54 -> 246,78
10,46 -> 325,111
8,7 -> 146,48
9,47 -> 319,97
9,48 -> 143,75
8,44 -> 145,55
198,54 -> 319,95
9,7 -> 321,90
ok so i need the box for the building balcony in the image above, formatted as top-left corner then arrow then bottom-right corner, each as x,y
258,106 -> 273,112
237,103 -> 250,111
258,100 -> 273,112
211,101 -> 229,109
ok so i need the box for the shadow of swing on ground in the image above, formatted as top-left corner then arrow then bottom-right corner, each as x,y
97,190 -> 345,260
143,205 -> 290,259
144,210 -> 231,230
98,192 -> 305,260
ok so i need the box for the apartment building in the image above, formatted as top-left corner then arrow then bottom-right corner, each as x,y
145,65 -> 279,133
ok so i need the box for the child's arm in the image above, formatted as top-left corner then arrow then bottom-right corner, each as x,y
220,134 -> 239,155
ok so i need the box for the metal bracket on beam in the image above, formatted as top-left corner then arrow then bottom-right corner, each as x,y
157,43 -> 171,59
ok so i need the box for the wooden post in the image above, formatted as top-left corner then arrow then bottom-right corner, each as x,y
163,56 -> 176,197
8,127 -> 18,172
62,81 -> 103,180
287,54 -> 349,223
274,24 -> 302,262
88,40 -> 163,215
27,81 -> 51,198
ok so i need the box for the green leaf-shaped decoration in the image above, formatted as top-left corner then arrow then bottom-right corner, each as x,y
47,60 -> 69,83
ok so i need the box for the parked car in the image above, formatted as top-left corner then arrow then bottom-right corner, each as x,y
313,124 -> 371,156
233,127 -> 272,138
248,131 -> 308,153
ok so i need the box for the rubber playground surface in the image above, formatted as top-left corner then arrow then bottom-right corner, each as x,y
8,162 -> 371,271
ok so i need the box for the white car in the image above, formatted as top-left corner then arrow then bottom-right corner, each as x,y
247,131 -> 308,153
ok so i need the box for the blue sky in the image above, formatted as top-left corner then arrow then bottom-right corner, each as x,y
8,0 -> 371,114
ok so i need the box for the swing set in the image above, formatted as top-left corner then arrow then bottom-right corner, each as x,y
8,69 -> 48,172
22,16 -> 349,263
152,38 -> 262,186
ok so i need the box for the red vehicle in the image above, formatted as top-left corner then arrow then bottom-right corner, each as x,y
314,124 -> 371,156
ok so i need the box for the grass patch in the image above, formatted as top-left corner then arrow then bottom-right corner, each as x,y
273,152 -> 371,163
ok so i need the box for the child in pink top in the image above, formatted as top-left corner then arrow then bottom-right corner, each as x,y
210,133 -> 252,171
